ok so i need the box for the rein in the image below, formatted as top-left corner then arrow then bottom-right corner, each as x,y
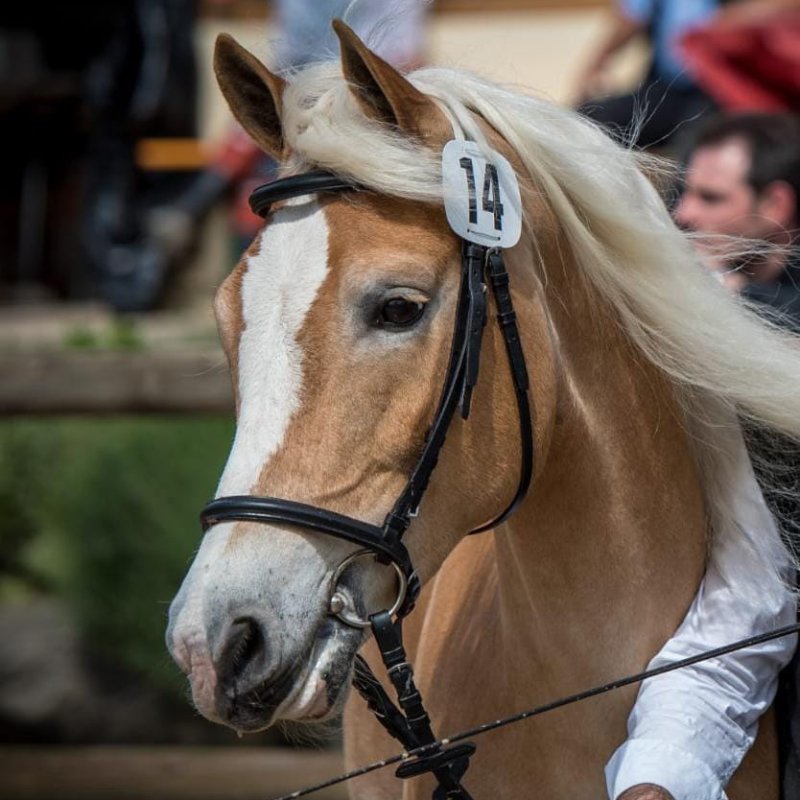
272,621 -> 800,800
200,169 -> 534,799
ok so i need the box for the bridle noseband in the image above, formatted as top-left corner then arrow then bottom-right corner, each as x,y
199,170 -> 534,799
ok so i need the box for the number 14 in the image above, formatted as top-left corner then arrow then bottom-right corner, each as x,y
458,157 -> 504,231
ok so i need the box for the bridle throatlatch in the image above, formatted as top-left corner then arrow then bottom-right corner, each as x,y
200,169 -> 534,800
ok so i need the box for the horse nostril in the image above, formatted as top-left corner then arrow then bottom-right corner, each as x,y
218,616 -> 268,683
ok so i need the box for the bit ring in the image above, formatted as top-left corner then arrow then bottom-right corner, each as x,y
328,549 -> 408,629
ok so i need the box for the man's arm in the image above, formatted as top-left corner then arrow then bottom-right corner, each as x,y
573,2 -> 650,103
605,424 -> 797,800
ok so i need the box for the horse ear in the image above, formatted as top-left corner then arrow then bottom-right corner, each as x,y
332,19 -> 450,145
213,33 -> 287,159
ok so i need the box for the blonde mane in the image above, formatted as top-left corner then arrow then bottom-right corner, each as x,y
270,59 -> 800,603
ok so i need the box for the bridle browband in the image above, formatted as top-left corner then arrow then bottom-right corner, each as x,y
199,170 -> 534,799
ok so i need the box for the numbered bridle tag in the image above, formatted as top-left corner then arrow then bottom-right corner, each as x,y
442,140 -> 522,248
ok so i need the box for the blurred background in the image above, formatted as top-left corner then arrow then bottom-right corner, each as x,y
1,0 -> 797,798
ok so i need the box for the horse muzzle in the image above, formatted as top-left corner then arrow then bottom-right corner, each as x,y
169,592 -> 363,731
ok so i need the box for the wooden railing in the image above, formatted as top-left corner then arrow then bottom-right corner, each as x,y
1,350 -> 233,415
198,0 -> 609,19
0,306 -> 233,415
1,746 -> 348,800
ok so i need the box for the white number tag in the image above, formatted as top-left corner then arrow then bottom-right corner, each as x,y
442,140 -> 522,248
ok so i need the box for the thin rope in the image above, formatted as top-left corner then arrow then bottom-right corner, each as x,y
271,621 -> 800,800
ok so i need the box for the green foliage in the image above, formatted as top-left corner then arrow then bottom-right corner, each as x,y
0,416 -> 234,694
63,317 -> 145,351
63,326 -> 100,350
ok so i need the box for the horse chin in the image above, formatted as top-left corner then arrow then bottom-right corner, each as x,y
289,616 -> 365,715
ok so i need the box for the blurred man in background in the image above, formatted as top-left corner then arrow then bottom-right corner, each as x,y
673,112 -> 800,330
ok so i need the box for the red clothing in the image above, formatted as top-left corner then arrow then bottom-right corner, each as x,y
678,9 -> 800,111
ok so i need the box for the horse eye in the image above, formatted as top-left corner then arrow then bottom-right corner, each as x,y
376,297 -> 426,328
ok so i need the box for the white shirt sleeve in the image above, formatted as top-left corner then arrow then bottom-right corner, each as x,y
605,431 -> 798,800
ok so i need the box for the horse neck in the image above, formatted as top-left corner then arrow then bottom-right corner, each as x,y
494,248 -> 709,687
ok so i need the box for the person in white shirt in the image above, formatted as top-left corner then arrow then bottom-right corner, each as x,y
604,386 -> 798,800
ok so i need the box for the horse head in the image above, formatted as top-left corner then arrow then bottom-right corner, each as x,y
166,23 -> 557,733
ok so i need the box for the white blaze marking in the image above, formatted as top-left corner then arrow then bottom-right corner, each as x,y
217,197 -> 330,496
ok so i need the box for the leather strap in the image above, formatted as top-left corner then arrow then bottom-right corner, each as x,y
249,170 -> 357,217
201,495 -> 415,581
369,612 -> 475,799
468,249 -> 534,534
382,241 -> 486,539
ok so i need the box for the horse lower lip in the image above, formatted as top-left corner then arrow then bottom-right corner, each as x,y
219,666 -> 299,727
218,614 -> 360,727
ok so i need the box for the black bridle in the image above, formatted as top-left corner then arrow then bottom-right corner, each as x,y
200,170 -> 534,799
197,171 -> 800,799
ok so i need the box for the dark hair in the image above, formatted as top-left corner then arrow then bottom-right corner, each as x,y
692,112 -> 800,204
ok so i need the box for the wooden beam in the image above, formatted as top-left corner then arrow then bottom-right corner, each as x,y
197,0 -> 608,19
0,351 -> 234,415
0,746 -> 348,800
136,138 -> 209,171
434,0 -> 608,10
